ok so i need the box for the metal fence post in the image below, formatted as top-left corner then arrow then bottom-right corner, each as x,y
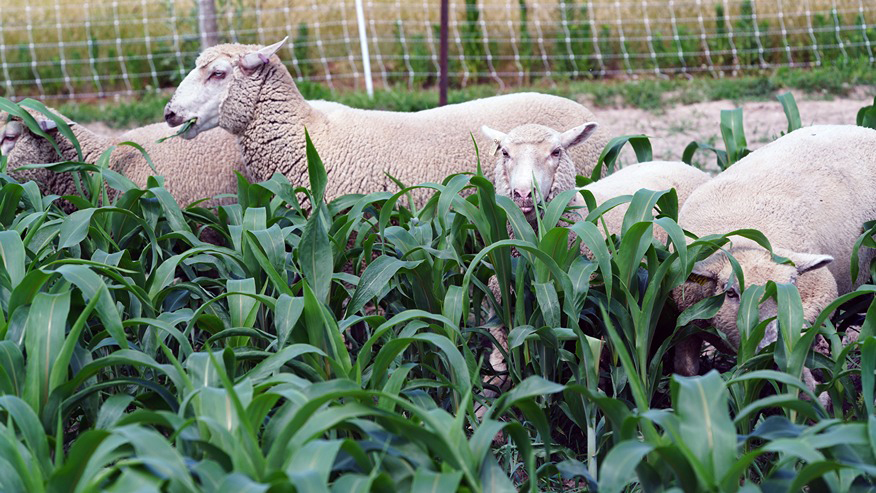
439,0 -> 449,106
355,0 -> 374,98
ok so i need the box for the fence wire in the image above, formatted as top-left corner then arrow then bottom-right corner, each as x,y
0,0 -> 873,99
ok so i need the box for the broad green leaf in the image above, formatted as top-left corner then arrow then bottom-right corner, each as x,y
0,342 -> 24,395
58,209 -> 96,249
411,469 -> 463,493
598,440 -> 655,493
23,291 -> 70,412
671,371 -> 737,487
274,295 -> 305,349
345,256 -> 421,317
0,396 -> 51,478
591,134 -> 653,180
480,455 -> 516,493
776,92 -> 802,134
54,264 -> 128,349
0,231 -> 25,286
228,278 -> 258,328
299,210 -> 332,303
305,129 -> 327,205
533,281 -> 560,328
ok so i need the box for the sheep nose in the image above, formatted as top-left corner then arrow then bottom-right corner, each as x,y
164,104 -> 183,127
512,188 -> 531,201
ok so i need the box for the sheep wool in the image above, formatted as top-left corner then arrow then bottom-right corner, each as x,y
4,108 -> 247,208
673,124 -> 876,375
165,42 -> 609,205
578,160 -> 710,245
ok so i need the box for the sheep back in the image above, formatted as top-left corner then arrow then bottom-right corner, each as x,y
679,124 -> 876,294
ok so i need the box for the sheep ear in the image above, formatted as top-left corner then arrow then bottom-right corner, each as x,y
38,119 -> 57,132
690,260 -> 719,288
480,125 -> 506,142
241,36 -> 288,72
258,36 -> 288,58
560,122 -> 598,149
5,121 -> 23,136
785,251 -> 834,275
480,125 -> 506,156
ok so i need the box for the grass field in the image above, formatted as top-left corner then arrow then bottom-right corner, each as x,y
51,60 -> 876,129
1,93 -> 876,490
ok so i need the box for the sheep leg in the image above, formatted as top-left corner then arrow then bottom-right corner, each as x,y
674,336 -> 702,376
475,275 -> 512,420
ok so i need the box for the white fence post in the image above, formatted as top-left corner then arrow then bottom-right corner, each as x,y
354,0 -> 374,98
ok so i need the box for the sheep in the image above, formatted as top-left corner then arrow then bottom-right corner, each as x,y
481,122 -> 710,251
162,39 -> 609,206
671,125 -> 876,390
2,107 -> 248,209
476,121 -> 710,416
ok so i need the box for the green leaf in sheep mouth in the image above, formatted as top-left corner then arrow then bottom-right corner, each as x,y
157,118 -> 197,143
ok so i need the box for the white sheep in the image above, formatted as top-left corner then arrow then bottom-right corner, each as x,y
162,39 -> 609,206
672,125 -> 876,385
481,122 -> 710,248
2,107 -> 248,208
477,122 -> 710,415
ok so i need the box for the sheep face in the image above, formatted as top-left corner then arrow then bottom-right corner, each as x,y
675,246 -> 834,349
1,121 -> 23,155
482,122 -> 597,220
4,120 -> 62,179
164,38 -> 287,139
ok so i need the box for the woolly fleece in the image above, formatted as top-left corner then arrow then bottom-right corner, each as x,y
4,109 -> 247,207
170,43 -> 609,205
673,124 -> 876,374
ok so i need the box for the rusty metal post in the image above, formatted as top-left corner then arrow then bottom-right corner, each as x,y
439,0 -> 449,106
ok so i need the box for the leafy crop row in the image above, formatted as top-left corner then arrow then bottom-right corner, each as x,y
0,98 -> 875,491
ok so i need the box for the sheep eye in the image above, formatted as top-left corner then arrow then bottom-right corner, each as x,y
501,148 -> 510,159
551,148 -> 562,158
210,70 -> 226,80
725,287 -> 739,300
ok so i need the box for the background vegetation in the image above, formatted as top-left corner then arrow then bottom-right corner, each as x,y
0,0 -> 874,98
52,60 -> 876,129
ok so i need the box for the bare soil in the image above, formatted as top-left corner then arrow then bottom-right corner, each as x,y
587,90 -> 873,171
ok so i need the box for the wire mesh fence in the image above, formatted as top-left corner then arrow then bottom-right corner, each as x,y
0,0 -> 873,99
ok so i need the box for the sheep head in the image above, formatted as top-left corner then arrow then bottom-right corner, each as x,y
673,245 -> 835,349
482,122 -> 597,221
164,37 -> 288,138
2,120 -> 23,156
3,112 -> 65,185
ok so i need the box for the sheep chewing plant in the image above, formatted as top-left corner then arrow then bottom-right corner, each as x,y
0,98 -> 874,492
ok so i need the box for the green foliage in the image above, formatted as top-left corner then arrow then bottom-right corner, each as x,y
294,22 -> 314,79
461,0 -> 486,79
2,96 -> 875,491
683,107 -> 751,170
858,96 -> 876,129
517,0 -> 533,81
735,0 -> 760,67
777,91 -> 802,134
554,1 -> 595,77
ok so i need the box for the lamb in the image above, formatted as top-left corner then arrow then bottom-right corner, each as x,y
481,122 -> 710,250
2,107 -> 248,208
162,39 -> 609,206
671,125 -> 876,387
476,122 -> 710,415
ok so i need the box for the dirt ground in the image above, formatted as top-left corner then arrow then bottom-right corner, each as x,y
586,89 -> 874,170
